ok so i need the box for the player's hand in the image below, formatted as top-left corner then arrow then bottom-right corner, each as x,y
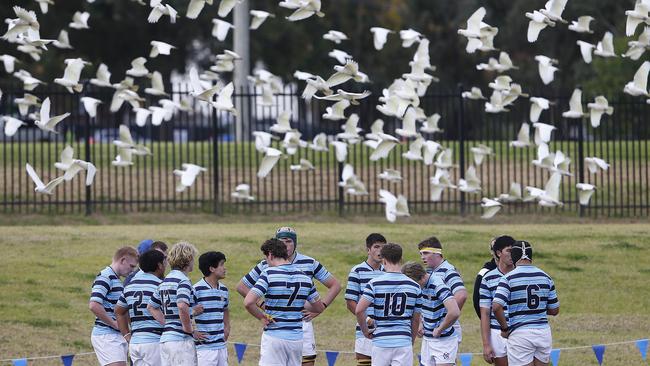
362,329 -> 374,339
261,315 -> 275,327
192,330 -> 207,340
417,322 -> 424,337
500,329 -> 511,339
431,327 -> 442,338
192,304 -> 204,316
482,345 -> 495,364
301,310 -> 319,322
111,320 -> 120,331
224,327 -> 230,341
123,333 -> 132,343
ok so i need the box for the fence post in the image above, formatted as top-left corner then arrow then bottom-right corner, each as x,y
337,161 -> 344,217
457,84 -> 466,216
84,113 -> 92,216
211,106 -> 220,215
577,115 -> 586,217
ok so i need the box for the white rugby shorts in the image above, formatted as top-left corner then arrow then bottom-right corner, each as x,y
371,345 -> 413,366
420,336 -> 459,366
355,337 -> 373,356
197,348 -> 228,366
259,332 -> 303,366
302,321 -> 317,356
129,342 -> 161,366
507,326 -> 552,366
453,321 -> 462,343
490,329 -> 508,358
160,339 -> 197,366
91,333 -> 128,366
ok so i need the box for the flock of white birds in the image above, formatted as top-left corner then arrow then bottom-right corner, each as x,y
0,0 -> 647,221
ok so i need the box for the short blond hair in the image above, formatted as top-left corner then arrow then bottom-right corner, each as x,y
113,246 -> 138,261
167,241 -> 198,270
402,261 -> 426,282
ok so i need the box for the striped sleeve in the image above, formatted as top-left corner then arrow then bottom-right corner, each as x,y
493,277 -> 510,307
478,275 -> 493,309
148,288 -> 162,308
307,280 -> 320,303
361,282 -> 374,302
90,274 -> 110,304
224,288 -> 229,309
414,288 -> 423,313
344,268 -> 361,302
435,282 -> 452,303
444,269 -> 466,294
546,278 -> 559,309
176,281 -> 193,305
241,262 -> 264,289
116,294 -> 127,309
250,274 -> 268,298
312,259 -> 332,283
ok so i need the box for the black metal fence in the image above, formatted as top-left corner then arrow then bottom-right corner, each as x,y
1,82 -> 648,217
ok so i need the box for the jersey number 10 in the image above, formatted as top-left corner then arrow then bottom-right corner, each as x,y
382,293 -> 407,316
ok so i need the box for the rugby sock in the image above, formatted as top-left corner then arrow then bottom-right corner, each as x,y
302,354 -> 317,364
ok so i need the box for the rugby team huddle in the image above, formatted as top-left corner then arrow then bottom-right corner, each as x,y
88,227 -> 560,366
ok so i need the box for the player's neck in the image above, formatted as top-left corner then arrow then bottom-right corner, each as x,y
497,261 -> 514,274
204,275 -> 220,288
366,258 -> 381,270
383,262 -> 401,273
516,260 -> 533,266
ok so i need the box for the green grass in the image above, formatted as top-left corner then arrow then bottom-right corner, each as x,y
0,223 -> 649,365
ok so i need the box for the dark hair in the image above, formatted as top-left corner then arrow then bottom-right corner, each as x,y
365,233 -> 387,248
198,251 -> 227,277
261,238 -> 288,260
492,235 -> 515,259
511,240 -> 533,263
402,261 -> 426,282
139,249 -> 165,273
380,243 -> 403,264
151,241 -> 168,252
418,236 -> 442,250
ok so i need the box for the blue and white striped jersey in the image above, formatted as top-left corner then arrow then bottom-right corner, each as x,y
250,264 -> 320,341
193,278 -> 229,350
493,265 -> 559,331
431,260 -> 466,295
241,252 -> 332,289
479,268 -> 508,330
116,271 -> 162,344
421,274 -> 455,339
90,266 -> 123,336
361,272 -> 422,348
148,270 -> 195,342
345,261 -> 384,339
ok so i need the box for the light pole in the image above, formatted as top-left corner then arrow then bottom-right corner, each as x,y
233,0 -> 250,142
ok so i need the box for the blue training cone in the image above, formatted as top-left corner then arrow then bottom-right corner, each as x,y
637,339 -> 649,361
550,349 -> 561,366
592,344 -> 606,366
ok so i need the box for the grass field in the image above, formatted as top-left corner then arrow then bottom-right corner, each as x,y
1,222 -> 649,365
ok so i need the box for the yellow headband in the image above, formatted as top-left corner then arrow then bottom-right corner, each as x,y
419,247 -> 443,254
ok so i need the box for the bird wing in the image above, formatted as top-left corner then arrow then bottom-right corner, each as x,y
186,0 -> 205,19
40,97 -> 51,121
119,124 -> 135,145
568,88 -> 583,113
544,172 -> 562,200
370,139 -> 397,161
331,141 -> 348,162
216,82 -> 234,106
257,149 -> 282,178
633,61 -> 650,90
60,145 -> 74,166
25,163 -> 45,189
517,123 -> 530,143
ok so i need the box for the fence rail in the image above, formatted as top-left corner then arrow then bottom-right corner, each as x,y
1,83 -> 648,217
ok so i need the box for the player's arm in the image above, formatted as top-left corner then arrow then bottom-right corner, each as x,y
223,308 -> 231,340
480,307 -> 495,363
89,301 -> 118,329
491,302 -> 507,330
244,291 -> 273,325
177,301 -> 194,334
89,275 -> 118,329
147,304 -> 165,325
354,297 -> 373,339
319,275 -> 341,308
433,298 -> 460,336
453,288 -> 468,310
236,280 -> 251,298
345,299 -> 357,315
547,280 -> 560,316
114,304 -> 131,342
411,314 -> 420,344
492,279 -> 510,336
